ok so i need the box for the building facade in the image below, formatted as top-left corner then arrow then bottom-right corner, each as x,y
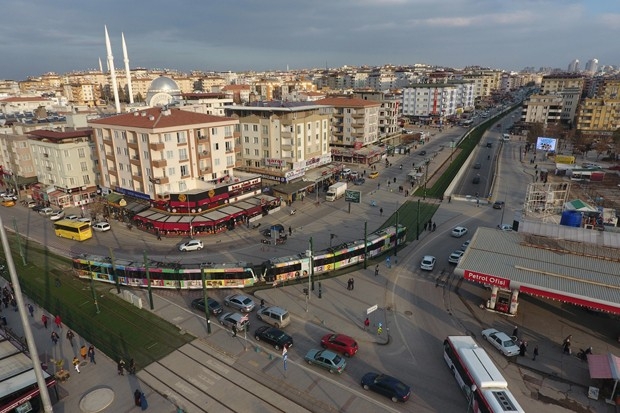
313,96 -> 380,148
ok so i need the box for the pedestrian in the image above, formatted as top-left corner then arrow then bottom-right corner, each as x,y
288,226 -> 292,236
72,356 -> 80,374
512,326 -> 519,339
117,358 -> 126,375
350,278 -> 355,290
66,330 -> 75,347
374,265 -> 379,277
428,220 -> 432,230
364,317 -> 370,331
519,341 -> 527,357
156,230 -> 161,241
533,345 -> 539,361
41,314 -> 49,329
424,222 -> 428,231
80,345 -> 88,360
379,207 -> 383,217
346,278 -> 352,290
393,177 -> 396,183
140,392 -> 148,410
232,323 -> 237,337
432,222 -> 437,231
386,256 -> 391,268
129,358 -> 136,375
563,340 -> 571,355
260,298 -> 265,309
50,331 -> 59,345
54,315 -> 62,329
88,345 -> 96,364
134,389 -> 142,407
377,323 -> 383,335
27,303 -> 34,317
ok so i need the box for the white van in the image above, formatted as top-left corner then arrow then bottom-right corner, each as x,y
341,168 -> 352,177
256,306 -> 291,328
502,133 -> 510,141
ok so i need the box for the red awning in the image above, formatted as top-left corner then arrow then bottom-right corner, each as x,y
588,353 -> 620,379
519,286 -> 620,315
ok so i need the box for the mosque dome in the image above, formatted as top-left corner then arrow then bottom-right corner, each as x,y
146,76 -> 182,107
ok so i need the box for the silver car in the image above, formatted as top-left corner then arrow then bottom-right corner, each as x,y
218,312 -> 250,331
224,294 -> 255,313
481,328 -> 520,357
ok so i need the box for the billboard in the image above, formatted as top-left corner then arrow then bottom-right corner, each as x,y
536,136 -> 557,152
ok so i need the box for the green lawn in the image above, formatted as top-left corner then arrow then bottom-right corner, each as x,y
1,235 -> 193,370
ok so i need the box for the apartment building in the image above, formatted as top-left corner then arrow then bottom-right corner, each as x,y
575,78 -> 620,134
313,96 -> 380,148
0,133 -> 38,193
27,129 -> 98,208
62,83 -> 100,106
352,90 -> 400,139
89,107 -> 240,202
540,73 -> 585,94
0,97 -> 56,115
401,82 -> 474,122
520,94 -> 563,124
462,70 -> 502,98
224,102 -> 332,184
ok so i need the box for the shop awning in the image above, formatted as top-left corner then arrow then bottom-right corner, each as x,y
106,193 -> 124,205
588,353 -> 620,380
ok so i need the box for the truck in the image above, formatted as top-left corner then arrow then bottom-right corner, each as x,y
325,182 -> 347,202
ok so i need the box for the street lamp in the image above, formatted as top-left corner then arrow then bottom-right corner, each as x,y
200,265 -> 211,334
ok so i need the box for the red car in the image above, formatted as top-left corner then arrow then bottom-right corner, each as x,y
608,165 -> 620,171
321,333 -> 359,357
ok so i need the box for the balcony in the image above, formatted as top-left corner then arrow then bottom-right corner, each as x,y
352,112 -> 364,119
235,159 -> 243,167
224,133 -> 234,139
234,145 -> 242,153
149,142 -> 164,151
152,159 -> 167,168
105,153 -> 115,161
225,147 -> 234,154
151,176 -> 169,185
197,134 -> 208,141
130,155 -> 141,166
198,150 -> 210,159
233,131 -> 240,138
132,173 -> 143,181
127,140 -> 138,149
200,167 -> 212,174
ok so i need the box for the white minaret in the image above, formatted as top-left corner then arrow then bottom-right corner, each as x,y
99,58 -> 103,73
105,25 -> 121,114
122,32 -> 134,104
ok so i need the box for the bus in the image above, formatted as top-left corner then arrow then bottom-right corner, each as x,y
443,336 -> 524,413
53,219 -> 93,241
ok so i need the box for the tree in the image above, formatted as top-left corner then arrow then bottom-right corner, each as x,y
527,122 -> 544,144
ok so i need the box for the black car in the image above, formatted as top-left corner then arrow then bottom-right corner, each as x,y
353,178 -> 366,185
361,372 -> 411,403
31,204 -> 44,212
473,163 -> 481,169
190,297 -> 223,316
254,326 -> 293,350
493,201 -> 505,210
419,150 -> 427,156
472,175 -> 481,184
261,224 -> 285,238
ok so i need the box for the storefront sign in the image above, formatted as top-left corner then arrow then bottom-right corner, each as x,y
463,270 -> 510,289
229,178 -> 260,192
265,158 -> 284,167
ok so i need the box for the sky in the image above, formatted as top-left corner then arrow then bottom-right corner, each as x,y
1,0 -> 620,80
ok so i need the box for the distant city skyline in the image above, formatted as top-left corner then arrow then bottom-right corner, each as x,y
1,1 -> 619,81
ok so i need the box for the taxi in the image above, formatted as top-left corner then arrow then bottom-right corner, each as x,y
368,171 -> 379,179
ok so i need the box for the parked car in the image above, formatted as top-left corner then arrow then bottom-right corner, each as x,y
304,349 -> 346,374
498,224 -> 513,231
31,204 -> 44,212
191,297 -> 223,316
492,201 -> 505,210
261,224 -> 285,238
451,226 -> 468,238
460,239 -> 471,250
92,222 -> 111,232
78,217 -> 92,224
65,214 -> 79,221
420,255 -> 436,271
224,294 -> 255,312
448,250 -> 464,264
320,333 -> 359,357
361,372 -> 411,402
256,306 -> 290,328
49,210 -> 65,221
218,312 -> 250,331
26,200 -> 37,208
39,207 -> 54,216
178,239 -> 204,252
481,328 -> 520,357
254,326 -> 293,350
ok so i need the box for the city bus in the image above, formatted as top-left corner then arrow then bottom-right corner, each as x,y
53,219 -> 93,241
443,336 -> 524,413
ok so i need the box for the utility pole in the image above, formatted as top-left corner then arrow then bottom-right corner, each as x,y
12,217 -> 26,266
363,221 -> 368,269
309,237 -> 314,291
416,199 -> 420,240
201,266 -> 212,334
394,211 -> 399,257
144,250 -> 154,310
109,247 -> 121,293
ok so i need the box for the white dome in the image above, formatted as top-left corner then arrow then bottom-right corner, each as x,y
146,76 -> 181,107
148,76 -> 180,93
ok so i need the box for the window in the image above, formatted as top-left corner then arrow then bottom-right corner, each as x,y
225,126 -> 232,136
211,127 -> 218,135
262,125 -> 268,134
243,124 -> 249,131
253,137 -> 259,144
81,162 -> 88,172
180,165 -> 189,176
263,150 -> 269,158
245,148 -> 250,155
214,158 -> 220,166
168,167 -> 176,176
262,138 -> 269,147
254,149 -> 259,156
226,155 -> 233,166
244,136 -> 249,143
83,175 -> 90,185
225,142 -> 232,152
176,132 -> 187,144
252,125 -> 258,132
166,150 -> 174,159
178,148 -> 188,160
66,163 -> 72,171
164,133 -> 172,142
141,133 -> 148,142
214,143 -> 219,151
143,150 -> 149,160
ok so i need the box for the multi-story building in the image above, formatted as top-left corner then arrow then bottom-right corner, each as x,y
89,107 -> 240,202
540,74 -> 585,95
0,132 -> 37,193
401,82 -> 474,122
179,93 -> 234,117
462,70 -> 502,98
575,78 -> 620,135
520,94 -> 563,124
0,97 -> 56,115
224,102 -> 332,184
27,129 -> 98,208
62,82 -> 100,106
352,90 -> 400,139
313,96 -> 380,148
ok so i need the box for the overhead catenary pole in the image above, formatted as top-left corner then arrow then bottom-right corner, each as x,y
394,211 -> 399,257
144,250 -> 154,310
12,217 -> 26,266
309,237 -> 314,291
0,218 -> 53,412
416,199 -> 420,240
201,266 -> 212,334
363,221 -> 368,269
109,246 -> 121,294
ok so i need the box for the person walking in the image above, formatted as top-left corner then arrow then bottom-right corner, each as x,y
512,326 -> 519,339
424,222 -> 428,231
533,345 -> 539,361
41,314 -> 48,329
232,324 -> 238,337
350,278 -> 355,290
80,345 -> 88,360
54,315 -> 62,329
374,265 -> 379,277
50,331 -> 59,345
519,341 -> 528,357
379,207 -> 383,217
346,279 -> 351,290
288,226 -> 292,236
563,339 -> 571,355
377,323 -> 383,336
129,358 -> 136,375
117,358 -> 126,375
386,256 -> 391,268
432,222 -> 437,231
72,356 -> 80,374
364,317 -> 370,331
88,345 -> 96,364
66,330 -> 75,347
27,303 -> 34,317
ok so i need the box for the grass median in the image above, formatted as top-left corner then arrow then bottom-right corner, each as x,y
1,233 -> 194,370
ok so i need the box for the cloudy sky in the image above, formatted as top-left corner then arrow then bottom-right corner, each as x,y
1,0 -> 619,80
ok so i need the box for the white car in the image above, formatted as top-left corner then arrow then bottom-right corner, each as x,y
49,210 -> 65,221
448,250 -> 464,264
224,294 -> 255,312
92,222 -> 111,232
65,214 -> 79,221
481,328 -> 520,357
498,224 -> 513,232
451,226 -> 468,238
460,240 -> 471,251
420,255 -> 436,271
78,217 -> 92,224
39,207 -> 54,216
178,239 -> 204,252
